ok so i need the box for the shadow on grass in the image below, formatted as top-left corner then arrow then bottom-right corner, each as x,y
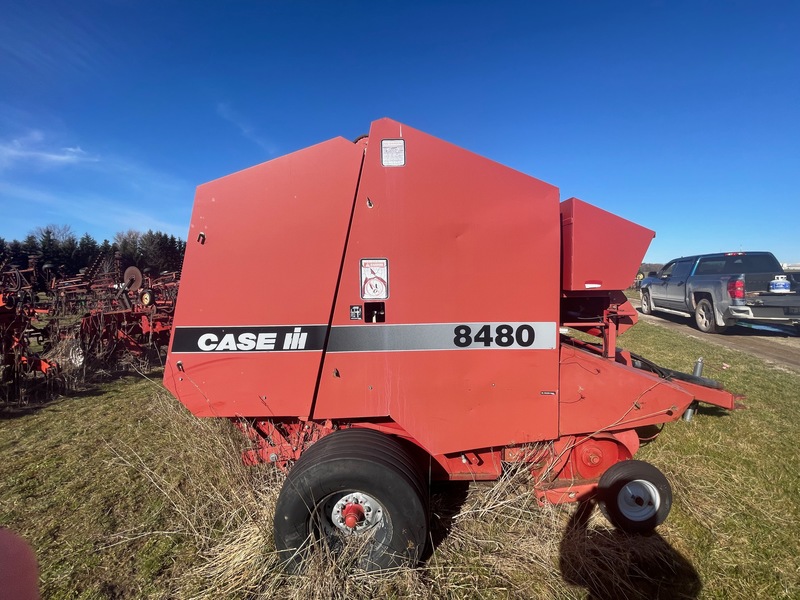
0,378 -> 70,419
695,404 -> 733,418
423,481 -> 470,560
0,366 -> 149,420
0,385 -> 110,420
559,501 -> 701,600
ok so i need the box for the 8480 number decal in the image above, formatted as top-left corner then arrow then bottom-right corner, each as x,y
453,324 -> 536,348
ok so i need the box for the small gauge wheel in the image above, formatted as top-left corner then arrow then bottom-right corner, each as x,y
140,289 -> 155,306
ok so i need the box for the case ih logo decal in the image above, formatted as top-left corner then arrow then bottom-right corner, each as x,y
171,326 -> 327,353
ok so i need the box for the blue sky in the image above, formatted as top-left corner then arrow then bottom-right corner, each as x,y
1,1 -> 798,264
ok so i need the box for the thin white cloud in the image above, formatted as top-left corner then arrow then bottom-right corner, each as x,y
0,126 -> 193,241
0,180 -> 189,241
0,130 -> 98,169
216,102 -> 278,155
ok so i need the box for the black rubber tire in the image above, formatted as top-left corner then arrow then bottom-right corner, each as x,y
4,269 -> 22,292
274,428 -> 429,573
597,460 -> 672,534
640,291 -> 653,315
694,298 -> 726,334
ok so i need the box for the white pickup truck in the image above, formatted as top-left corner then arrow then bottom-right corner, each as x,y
639,252 -> 800,334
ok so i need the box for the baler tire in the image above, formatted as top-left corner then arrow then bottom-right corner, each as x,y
597,460 -> 672,534
274,428 -> 429,574
640,291 -> 653,315
695,298 -> 727,334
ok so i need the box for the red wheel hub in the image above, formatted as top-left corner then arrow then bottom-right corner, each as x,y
574,439 -> 621,479
341,502 -> 366,529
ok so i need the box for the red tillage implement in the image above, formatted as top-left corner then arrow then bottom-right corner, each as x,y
1,258 -> 58,399
163,119 -> 740,572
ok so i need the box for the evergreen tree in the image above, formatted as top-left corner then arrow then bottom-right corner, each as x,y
59,234 -> 79,273
1,228 -> 183,278
38,227 -> 58,266
21,234 -> 39,262
113,230 -> 141,269
168,235 -> 185,271
139,230 -> 167,273
76,233 -> 100,270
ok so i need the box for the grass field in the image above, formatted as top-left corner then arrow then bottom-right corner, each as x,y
1,320 -> 799,599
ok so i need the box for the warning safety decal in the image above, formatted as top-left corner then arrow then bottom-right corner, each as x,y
360,258 -> 389,300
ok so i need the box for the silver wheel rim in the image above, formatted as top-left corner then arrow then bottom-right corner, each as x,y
617,479 -> 660,521
324,491 -> 384,535
698,304 -> 711,328
68,343 -> 85,367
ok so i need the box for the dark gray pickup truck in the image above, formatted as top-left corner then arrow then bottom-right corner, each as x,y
639,252 -> 800,334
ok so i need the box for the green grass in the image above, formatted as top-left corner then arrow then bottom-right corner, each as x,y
0,375 -> 197,598
616,323 -> 800,599
1,321 -> 799,598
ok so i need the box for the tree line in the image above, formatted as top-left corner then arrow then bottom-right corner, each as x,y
640,262 -> 664,276
0,225 -> 186,276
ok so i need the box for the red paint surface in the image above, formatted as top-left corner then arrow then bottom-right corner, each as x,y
164,137 -> 363,417
561,198 -> 655,292
314,119 -> 561,455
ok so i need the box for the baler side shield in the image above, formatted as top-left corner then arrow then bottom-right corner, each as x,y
314,118 -> 563,455
164,137 -> 364,418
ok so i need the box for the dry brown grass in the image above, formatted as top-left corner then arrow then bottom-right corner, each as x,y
132,395 -> 711,599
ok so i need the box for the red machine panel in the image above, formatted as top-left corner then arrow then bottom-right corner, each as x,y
314,119 -> 562,455
558,344 -> 694,435
561,198 -> 655,292
164,137 -> 364,417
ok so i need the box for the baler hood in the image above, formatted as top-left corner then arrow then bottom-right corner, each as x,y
561,198 -> 655,292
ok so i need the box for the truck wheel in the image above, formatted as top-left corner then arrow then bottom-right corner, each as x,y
597,460 -> 672,534
274,428 -> 429,573
694,298 -> 726,334
640,291 -> 653,315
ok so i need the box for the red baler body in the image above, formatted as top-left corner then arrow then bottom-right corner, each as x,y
164,118 -> 737,494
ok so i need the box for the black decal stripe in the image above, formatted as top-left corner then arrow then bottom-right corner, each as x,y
171,322 -> 558,354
